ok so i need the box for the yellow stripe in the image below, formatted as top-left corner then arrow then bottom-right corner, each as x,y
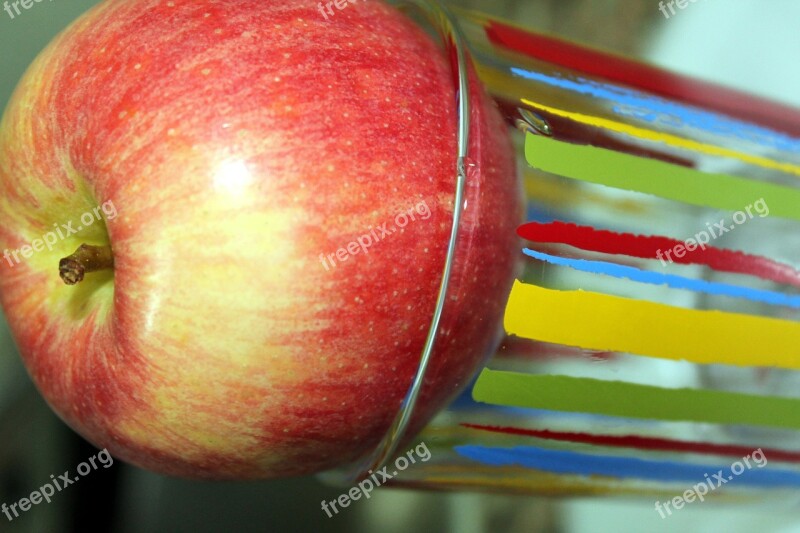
520,99 -> 800,177
504,280 -> 800,369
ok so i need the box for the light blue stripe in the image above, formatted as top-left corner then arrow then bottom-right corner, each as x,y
510,67 -> 800,154
522,248 -> 800,308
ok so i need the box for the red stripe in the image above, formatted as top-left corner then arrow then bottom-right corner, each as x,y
517,221 -> 800,289
485,21 -> 800,138
462,424 -> 800,463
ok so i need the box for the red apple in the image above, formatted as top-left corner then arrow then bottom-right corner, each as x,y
0,0 -> 521,478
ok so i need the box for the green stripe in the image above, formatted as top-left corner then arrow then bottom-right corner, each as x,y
473,369 -> 800,430
525,133 -> 800,222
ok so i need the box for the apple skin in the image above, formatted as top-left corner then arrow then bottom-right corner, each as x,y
0,0 -> 522,478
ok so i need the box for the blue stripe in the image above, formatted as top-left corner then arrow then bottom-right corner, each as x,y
522,248 -> 800,308
455,445 -> 800,488
510,67 -> 800,154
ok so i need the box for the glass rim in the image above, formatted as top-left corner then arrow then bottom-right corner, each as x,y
318,0 -> 473,485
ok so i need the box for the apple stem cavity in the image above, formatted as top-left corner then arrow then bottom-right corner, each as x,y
59,244 -> 114,285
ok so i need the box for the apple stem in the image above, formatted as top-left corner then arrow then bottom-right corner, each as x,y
59,244 -> 114,285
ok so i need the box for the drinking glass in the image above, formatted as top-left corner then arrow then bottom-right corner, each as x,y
323,0 -> 800,505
